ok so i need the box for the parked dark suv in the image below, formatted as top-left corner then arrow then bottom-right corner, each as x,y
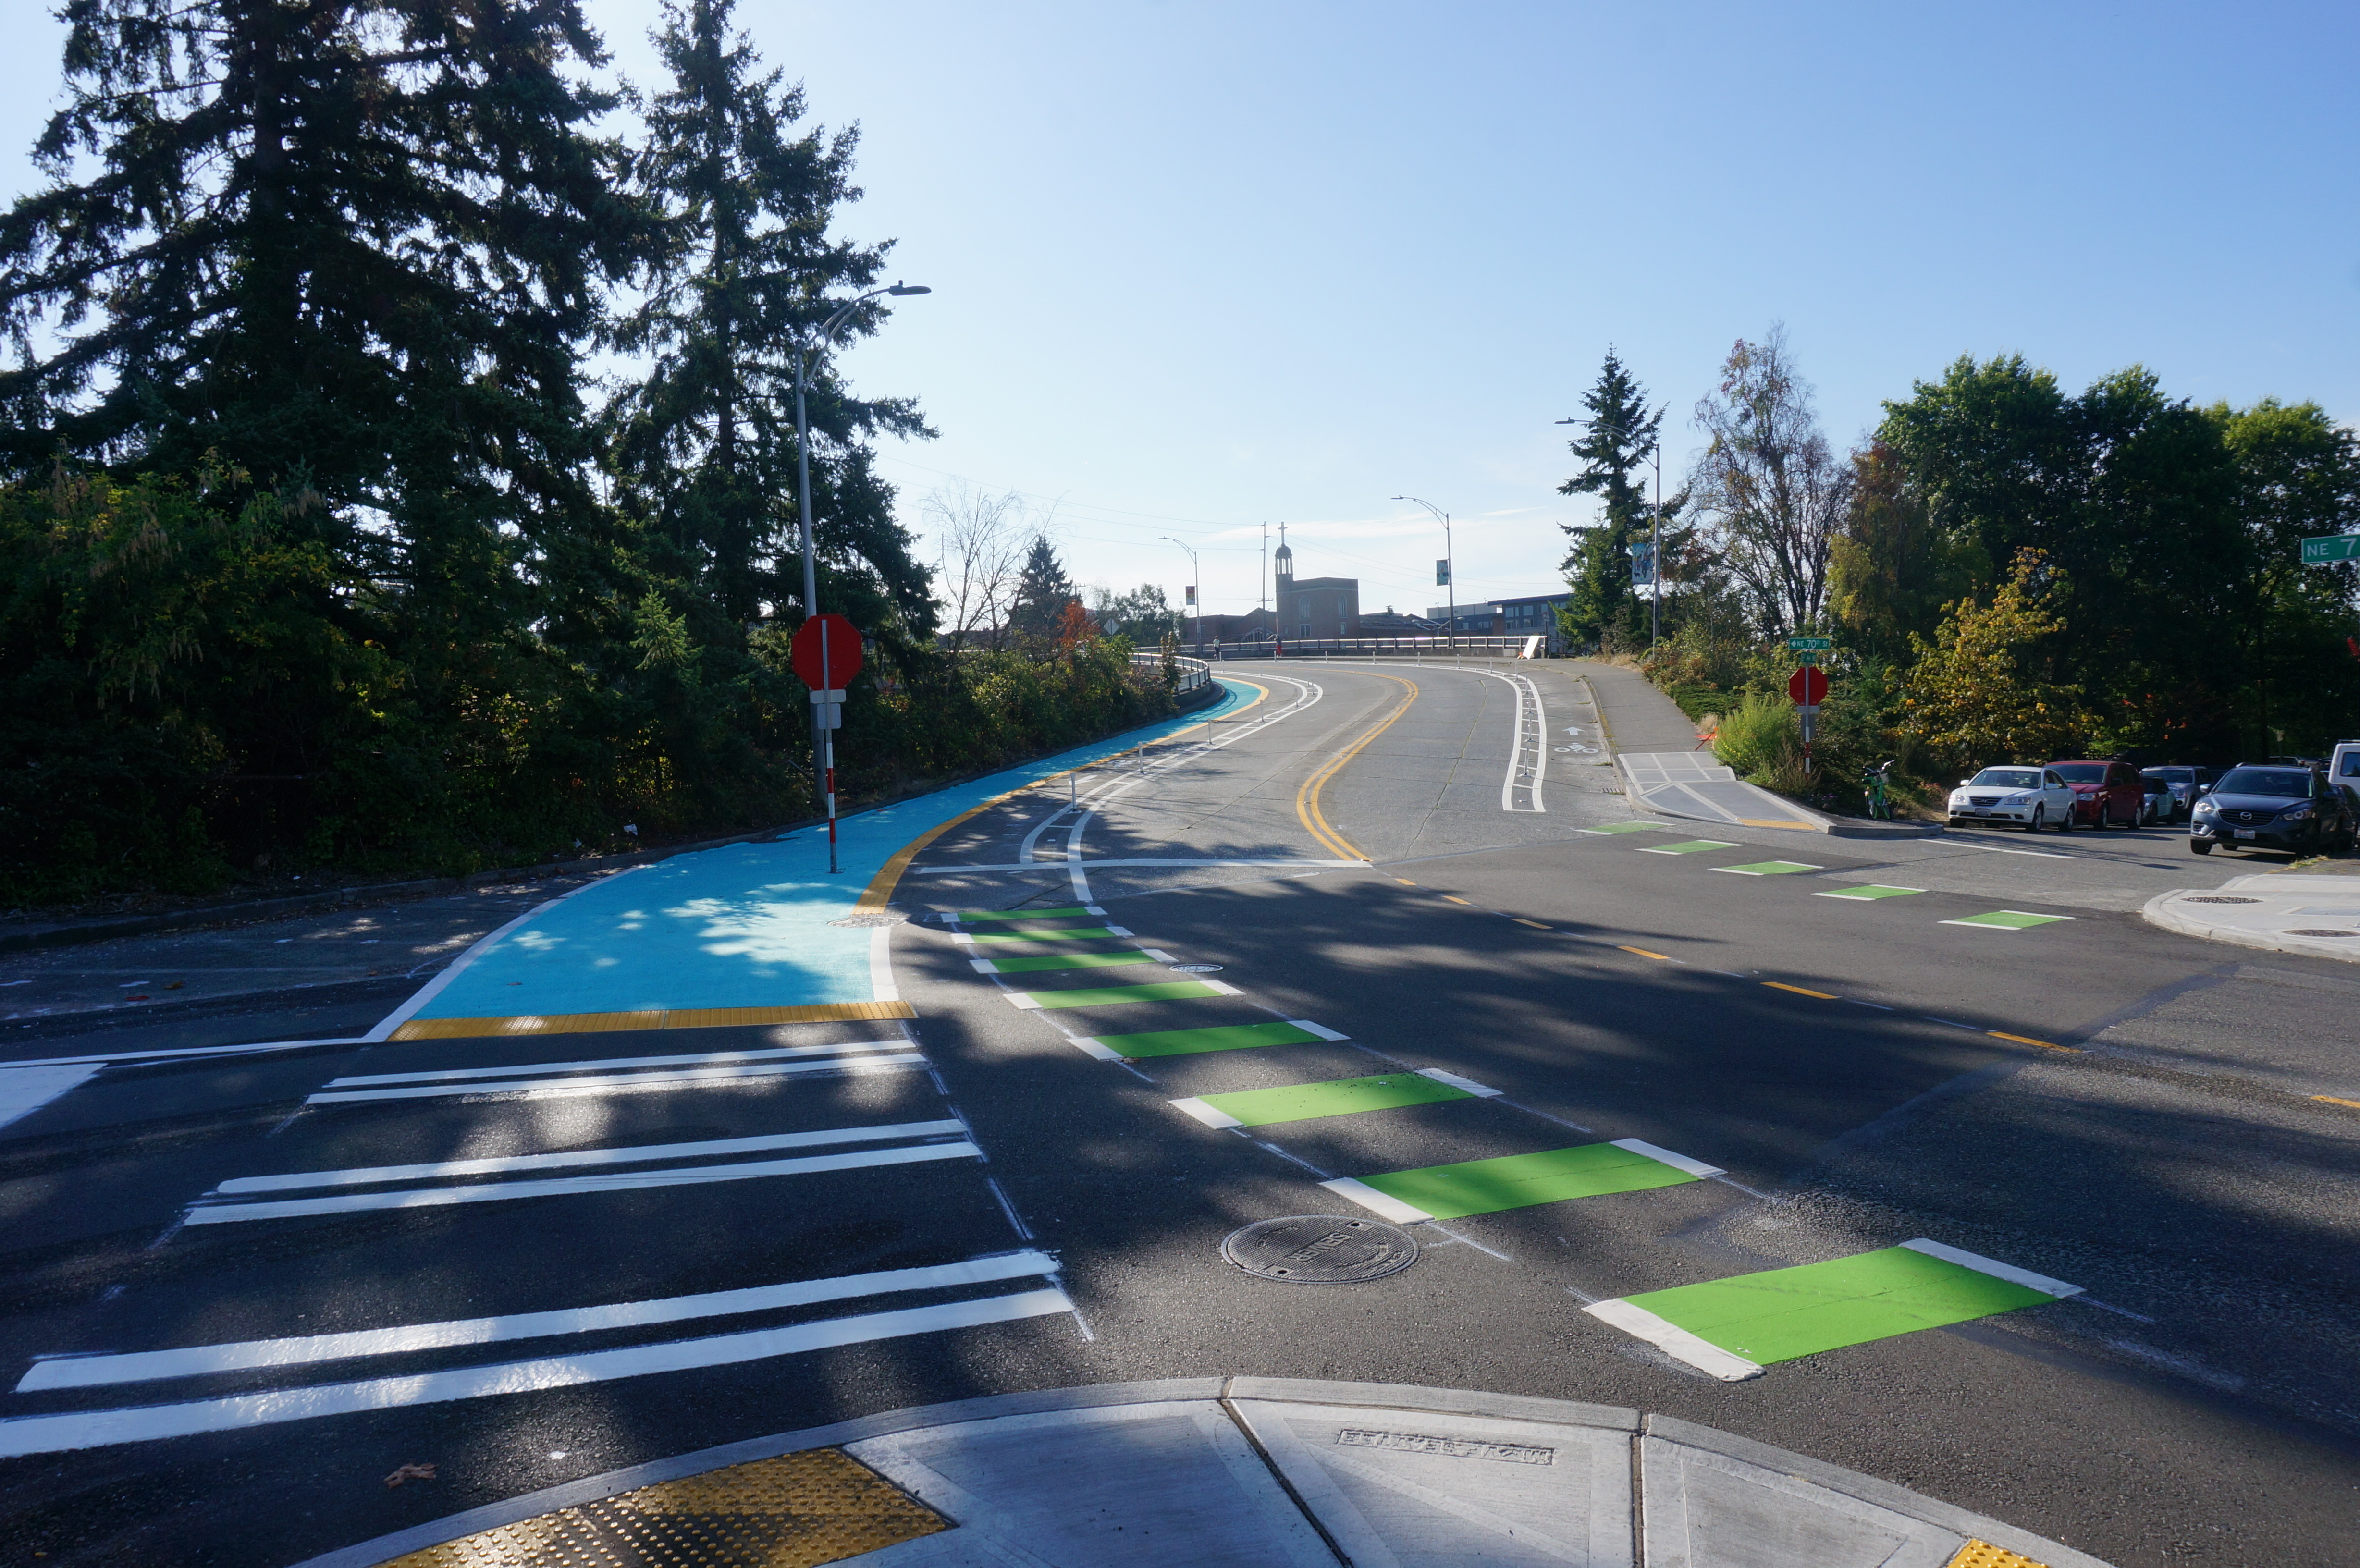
2189,765 -> 2358,856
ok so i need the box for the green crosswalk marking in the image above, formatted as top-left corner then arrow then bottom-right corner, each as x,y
1636,840 -> 1741,855
1019,980 -> 1226,1010
1623,1246 -> 2060,1365
1358,1143 -> 1701,1219
1714,861 -> 1821,876
959,906 -> 1093,921
980,950 -> 1154,975
1197,1072 -> 1470,1128
1578,821 -> 1671,835
1943,909 -> 2073,930
1094,1021 -> 1321,1058
967,926 -> 1119,943
1815,885 -> 1924,901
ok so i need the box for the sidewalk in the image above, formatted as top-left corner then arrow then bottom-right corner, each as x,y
2143,869 -> 2360,963
1574,663 -> 1934,840
305,1378 -> 2107,1568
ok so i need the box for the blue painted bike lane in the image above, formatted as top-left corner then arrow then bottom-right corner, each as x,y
374,680 -> 1263,1039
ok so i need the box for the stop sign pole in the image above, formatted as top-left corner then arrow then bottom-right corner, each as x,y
1787,664 -> 1829,775
791,613 -> 864,874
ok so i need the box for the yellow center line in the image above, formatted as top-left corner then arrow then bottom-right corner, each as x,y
1294,673 -> 1417,862
1394,878 -> 1417,886
1513,918 -> 1551,930
1763,982 -> 1838,1000
1989,1030 -> 2079,1052
1619,945 -> 1676,962
2313,1094 -> 2360,1110
856,679 -> 1270,910
1442,895 -> 1473,906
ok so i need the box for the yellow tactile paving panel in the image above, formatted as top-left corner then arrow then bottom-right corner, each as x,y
379,1447 -> 948,1568
1946,1541 -> 2049,1568
389,1002 -> 916,1040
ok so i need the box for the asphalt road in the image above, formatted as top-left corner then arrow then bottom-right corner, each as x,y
1,661 -> 2355,1567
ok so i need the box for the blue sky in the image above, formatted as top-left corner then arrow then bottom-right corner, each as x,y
3,2 -> 2354,620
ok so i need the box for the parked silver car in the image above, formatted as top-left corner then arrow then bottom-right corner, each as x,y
1946,766 -> 2077,832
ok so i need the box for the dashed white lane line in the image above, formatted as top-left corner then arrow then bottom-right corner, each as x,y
1318,1176 -> 1431,1224
1902,1237 -> 2082,1298
1581,1298 -> 1763,1382
1415,1067 -> 1502,1098
305,1053 -> 923,1104
0,1288 -> 1075,1457
19,1250 -> 1061,1392
0,1065 -> 100,1131
212,1121 -> 966,1195
182,1140 -> 981,1225
325,1041 -> 907,1089
1609,1138 -> 1725,1178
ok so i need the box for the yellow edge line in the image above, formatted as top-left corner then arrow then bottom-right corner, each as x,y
391,1002 -> 918,1041
1764,982 -> 1838,1000
1295,674 -> 1416,861
1989,1030 -> 2079,1052
855,679 -> 1269,911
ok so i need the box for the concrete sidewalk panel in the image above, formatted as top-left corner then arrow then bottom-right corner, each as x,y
2142,873 -> 2360,963
846,1400 -> 1335,1566
1642,1416 -> 2114,1568
1231,1396 -> 1635,1567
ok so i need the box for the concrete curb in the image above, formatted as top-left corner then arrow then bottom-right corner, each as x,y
2140,882 -> 2360,964
292,1378 -> 2115,1568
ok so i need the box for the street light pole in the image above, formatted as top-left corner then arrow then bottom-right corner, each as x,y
1393,496 -> 1454,648
788,280 -> 930,831
1650,440 -> 1662,651
1158,536 -> 1202,658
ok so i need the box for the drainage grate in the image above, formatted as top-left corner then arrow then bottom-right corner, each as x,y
2283,928 -> 2360,938
2182,895 -> 2261,904
1223,1215 -> 1419,1284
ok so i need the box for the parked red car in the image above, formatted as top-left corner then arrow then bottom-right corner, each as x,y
2048,760 -> 2148,827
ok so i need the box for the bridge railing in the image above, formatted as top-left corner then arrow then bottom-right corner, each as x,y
1197,636 -> 1546,661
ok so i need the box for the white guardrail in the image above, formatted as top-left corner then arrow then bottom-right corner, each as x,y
1129,651 -> 1214,693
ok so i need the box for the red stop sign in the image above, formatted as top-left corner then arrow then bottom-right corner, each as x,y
791,613 -> 863,689
1788,666 -> 1829,705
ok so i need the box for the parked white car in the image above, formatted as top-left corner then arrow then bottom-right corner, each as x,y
1946,766 -> 2077,833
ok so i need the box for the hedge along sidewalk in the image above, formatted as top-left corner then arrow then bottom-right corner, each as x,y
372,679 -> 1262,1041
1,674 -> 1235,958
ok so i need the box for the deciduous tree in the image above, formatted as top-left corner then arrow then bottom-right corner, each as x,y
1689,326 -> 1850,637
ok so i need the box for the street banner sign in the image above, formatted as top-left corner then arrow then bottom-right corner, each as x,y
1435,559 -> 1451,586
1629,540 -> 1656,588
1184,585 -> 1196,605
791,612 -> 863,689
1788,636 -> 1833,650
1788,666 -> 1829,706
2301,534 -> 2360,564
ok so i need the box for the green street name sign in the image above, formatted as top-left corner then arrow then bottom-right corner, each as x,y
1787,637 -> 1833,650
2301,534 -> 2360,564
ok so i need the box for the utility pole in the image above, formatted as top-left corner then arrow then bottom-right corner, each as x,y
1260,523 -> 1269,640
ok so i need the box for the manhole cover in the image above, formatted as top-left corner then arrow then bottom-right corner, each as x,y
2283,928 -> 2360,938
1170,964 -> 1223,972
2183,895 -> 2261,905
1222,1215 -> 1419,1284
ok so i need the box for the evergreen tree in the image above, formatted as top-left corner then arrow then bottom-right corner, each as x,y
606,0 -> 934,638
0,0 -> 650,672
1559,351 -> 1670,649
1008,535 -> 1076,643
